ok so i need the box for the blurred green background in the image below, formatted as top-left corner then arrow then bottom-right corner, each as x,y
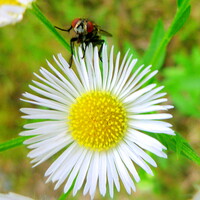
0,0 -> 200,199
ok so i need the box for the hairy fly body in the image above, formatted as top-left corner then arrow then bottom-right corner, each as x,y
55,18 -> 112,67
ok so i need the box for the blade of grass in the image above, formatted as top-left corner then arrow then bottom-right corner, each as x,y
58,178 -> 76,200
0,136 -> 31,152
30,3 -> 71,52
144,0 -> 191,70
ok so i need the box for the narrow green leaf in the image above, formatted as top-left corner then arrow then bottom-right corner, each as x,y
141,20 -> 165,67
156,133 -> 200,165
168,6 -> 191,37
175,133 -> 184,156
30,3 -> 71,52
148,0 -> 191,70
177,0 -> 190,8
58,177 -> 76,200
0,136 -> 31,152
177,0 -> 182,7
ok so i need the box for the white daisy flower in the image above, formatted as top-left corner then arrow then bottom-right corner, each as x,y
0,192 -> 33,200
0,0 -> 35,27
20,44 -> 175,199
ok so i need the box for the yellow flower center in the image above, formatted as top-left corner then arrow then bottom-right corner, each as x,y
68,91 -> 127,151
0,0 -> 20,5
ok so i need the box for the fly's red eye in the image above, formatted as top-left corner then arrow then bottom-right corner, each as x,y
71,18 -> 80,27
87,21 -> 94,33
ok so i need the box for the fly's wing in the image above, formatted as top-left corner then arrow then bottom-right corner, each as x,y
99,29 -> 112,37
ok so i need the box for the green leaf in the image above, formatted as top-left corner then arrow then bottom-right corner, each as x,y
168,6 -> 191,37
177,0 -> 189,7
157,133 -> 200,165
149,1 -> 191,70
141,20 -> 165,68
177,0 -> 182,7
30,3 -> 71,52
0,136 -> 31,152
58,178 -> 76,200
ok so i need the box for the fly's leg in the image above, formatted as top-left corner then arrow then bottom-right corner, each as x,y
81,43 -> 86,59
98,40 -> 105,62
81,41 -> 92,59
55,25 -> 72,32
91,38 -> 105,62
69,37 -> 78,68
55,25 -> 76,67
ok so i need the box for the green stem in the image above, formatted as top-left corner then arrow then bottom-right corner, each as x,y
30,3 -> 71,52
58,178 -> 76,200
0,136 -> 31,152
150,35 -> 170,68
58,183 -> 75,200
150,1 -> 190,69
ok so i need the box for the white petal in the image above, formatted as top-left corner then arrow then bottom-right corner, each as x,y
131,86 -> 165,105
46,60 -> 80,98
102,44 -> 109,90
123,84 -> 157,104
27,134 -> 67,159
131,70 -> 158,94
73,151 -> 93,195
0,192 -> 33,200
20,124 -> 67,137
119,65 -> 151,99
107,156 -> 114,198
128,105 -> 170,114
112,148 -> 136,193
93,46 -> 102,89
54,146 -> 84,189
32,80 -> 73,102
32,141 -> 68,167
0,5 -> 25,27
114,57 -> 137,96
22,120 -> 66,130
119,64 -> 146,98
74,47 -> 90,91
127,129 -> 166,150
21,108 -> 67,120
129,120 -> 175,134
105,45 -> 114,91
126,131 -> 167,158
83,152 -> 99,197
89,152 -> 100,196
85,44 -> 96,90
117,143 -> 140,181
98,152 -> 107,196
120,142 -> 153,175
62,148 -> 88,192
127,98 -> 169,112
23,129 -> 68,144
129,113 -> 173,120
123,139 -> 157,167
109,51 -> 121,91
45,143 -> 77,177
106,151 -> 120,192
21,92 -> 68,112
55,54 -> 85,95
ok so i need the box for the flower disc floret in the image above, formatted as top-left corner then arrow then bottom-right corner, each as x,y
0,1 -> 20,5
68,91 -> 127,151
